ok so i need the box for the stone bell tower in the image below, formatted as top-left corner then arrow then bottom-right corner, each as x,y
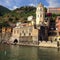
36,3 -> 45,29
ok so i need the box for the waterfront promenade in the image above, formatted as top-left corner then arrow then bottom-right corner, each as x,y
0,33 -> 59,48
10,41 -> 59,48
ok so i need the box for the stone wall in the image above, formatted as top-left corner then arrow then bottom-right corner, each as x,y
39,41 -> 57,48
0,32 -> 12,43
19,36 -> 32,43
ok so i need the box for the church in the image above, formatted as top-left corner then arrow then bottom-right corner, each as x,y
9,3 -> 49,44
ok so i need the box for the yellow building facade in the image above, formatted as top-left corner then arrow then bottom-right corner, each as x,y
10,23 -> 39,44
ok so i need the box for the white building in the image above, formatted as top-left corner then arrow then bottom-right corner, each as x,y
36,3 -> 45,27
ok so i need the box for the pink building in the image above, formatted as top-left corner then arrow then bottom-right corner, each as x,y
56,16 -> 60,32
47,8 -> 60,14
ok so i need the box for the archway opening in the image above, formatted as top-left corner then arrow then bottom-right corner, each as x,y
14,39 -> 18,44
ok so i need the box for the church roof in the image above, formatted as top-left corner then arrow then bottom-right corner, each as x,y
37,3 -> 44,7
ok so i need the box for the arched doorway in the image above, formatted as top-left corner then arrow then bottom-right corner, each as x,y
14,39 -> 18,44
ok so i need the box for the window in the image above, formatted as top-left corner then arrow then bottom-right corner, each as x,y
17,30 -> 19,34
24,33 -> 25,36
20,33 -> 21,36
22,30 -> 24,33
40,15 -> 42,17
59,38 -> 60,40
58,18 -> 60,20
40,8 -> 42,11
59,32 -> 60,35
14,30 -> 16,34
29,33 -> 31,36
45,20 -> 47,22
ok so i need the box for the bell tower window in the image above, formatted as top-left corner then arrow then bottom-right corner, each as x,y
38,15 -> 39,17
40,8 -> 42,11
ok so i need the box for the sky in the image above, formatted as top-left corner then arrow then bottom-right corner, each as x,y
0,0 -> 60,10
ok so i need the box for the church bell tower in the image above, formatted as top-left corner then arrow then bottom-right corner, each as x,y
36,3 -> 45,29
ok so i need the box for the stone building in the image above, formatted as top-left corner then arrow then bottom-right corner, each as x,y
9,3 -> 49,44
10,23 -> 39,44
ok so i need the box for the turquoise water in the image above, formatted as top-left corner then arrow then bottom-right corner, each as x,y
0,44 -> 60,60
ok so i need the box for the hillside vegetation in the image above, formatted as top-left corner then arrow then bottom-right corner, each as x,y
0,5 -> 58,27
0,6 -> 36,27
0,5 -> 10,16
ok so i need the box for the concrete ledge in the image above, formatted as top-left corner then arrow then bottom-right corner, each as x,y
39,41 -> 57,48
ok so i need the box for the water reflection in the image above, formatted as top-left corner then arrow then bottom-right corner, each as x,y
0,44 -> 60,60
38,47 -> 60,60
9,45 -> 38,60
